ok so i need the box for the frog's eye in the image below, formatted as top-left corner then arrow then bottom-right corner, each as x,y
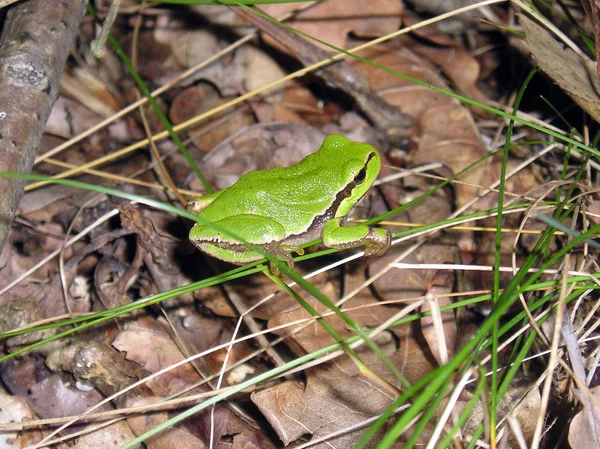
355,167 -> 367,185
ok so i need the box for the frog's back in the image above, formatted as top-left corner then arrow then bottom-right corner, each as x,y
197,134 -> 376,234
198,162 -> 340,229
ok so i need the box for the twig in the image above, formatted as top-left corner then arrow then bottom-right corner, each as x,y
231,5 -> 414,148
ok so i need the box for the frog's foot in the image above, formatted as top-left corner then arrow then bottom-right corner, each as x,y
322,219 -> 391,258
265,246 -> 297,274
265,245 -> 308,274
363,228 -> 392,257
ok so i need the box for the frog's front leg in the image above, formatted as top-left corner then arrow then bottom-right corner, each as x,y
322,218 -> 391,257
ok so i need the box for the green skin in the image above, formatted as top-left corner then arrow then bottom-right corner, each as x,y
188,134 -> 391,267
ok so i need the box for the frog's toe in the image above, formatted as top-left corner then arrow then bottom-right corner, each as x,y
364,228 -> 391,257
265,246 -> 295,273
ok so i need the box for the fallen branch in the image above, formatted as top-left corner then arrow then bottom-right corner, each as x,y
0,0 -> 87,250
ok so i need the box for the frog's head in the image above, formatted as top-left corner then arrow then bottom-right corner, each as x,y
323,134 -> 382,217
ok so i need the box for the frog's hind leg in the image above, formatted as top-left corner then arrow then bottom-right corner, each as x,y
190,214 -> 289,265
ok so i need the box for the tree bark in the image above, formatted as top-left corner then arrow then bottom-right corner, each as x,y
0,0 -> 87,252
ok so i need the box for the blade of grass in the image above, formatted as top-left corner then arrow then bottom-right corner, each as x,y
434,367 -> 486,449
268,271 -> 408,391
490,68 -> 537,448
362,223 -> 600,448
537,214 -> 600,249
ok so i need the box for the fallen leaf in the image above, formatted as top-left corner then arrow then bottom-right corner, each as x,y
72,421 -> 141,449
61,67 -> 123,118
348,40 -> 488,210
260,0 -> 402,50
197,122 -> 326,190
256,295 -> 439,447
169,82 -> 255,154
568,385 -> 600,449
0,386 -> 40,449
127,397 -> 207,449
521,14 -> 600,124
112,320 -> 204,397
28,374 -> 111,420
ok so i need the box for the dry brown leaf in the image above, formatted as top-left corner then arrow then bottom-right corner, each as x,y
568,385 -> 600,449
27,374 -> 111,419
349,40 -> 487,210
127,397 -> 207,449
401,35 -> 489,110
255,295 -> 441,447
198,123 -> 327,190
260,0 -> 402,50
154,29 -> 226,88
0,386 -> 41,448
112,321 -> 203,396
18,183 -> 82,216
72,421 -> 141,449
276,295 -> 438,384
61,68 -> 123,118
169,83 -> 255,154
226,45 -> 287,97
252,352 -> 394,448
155,26 -> 286,99
126,31 -> 174,83
520,14 -> 600,124
46,96 -> 105,139
190,404 -> 277,449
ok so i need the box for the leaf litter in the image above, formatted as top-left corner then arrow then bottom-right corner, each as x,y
0,1 -> 597,448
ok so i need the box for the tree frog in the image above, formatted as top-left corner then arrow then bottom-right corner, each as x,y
188,134 -> 391,268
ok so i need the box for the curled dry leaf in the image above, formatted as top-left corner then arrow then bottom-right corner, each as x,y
61,67 -> 123,118
520,14 -> 600,124
568,385 -> 600,449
